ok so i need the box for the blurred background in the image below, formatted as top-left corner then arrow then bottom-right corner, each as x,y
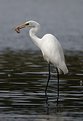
0,0 -> 83,51
0,0 -> 83,121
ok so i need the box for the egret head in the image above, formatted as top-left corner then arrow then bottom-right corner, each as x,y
15,20 -> 39,33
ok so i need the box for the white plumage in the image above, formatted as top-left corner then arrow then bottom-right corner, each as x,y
15,20 -> 68,74
40,34 -> 68,74
15,20 -> 68,99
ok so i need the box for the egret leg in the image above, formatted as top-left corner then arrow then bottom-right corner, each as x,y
56,68 -> 59,103
45,63 -> 51,96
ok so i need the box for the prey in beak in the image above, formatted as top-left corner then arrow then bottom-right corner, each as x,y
15,22 -> 29,33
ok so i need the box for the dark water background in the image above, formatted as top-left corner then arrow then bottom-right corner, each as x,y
0,50 -> 83,121
0,0 -> 83,120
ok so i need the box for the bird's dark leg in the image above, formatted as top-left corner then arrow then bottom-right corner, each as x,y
45,63 -> 51,97
56,68 -> 59,104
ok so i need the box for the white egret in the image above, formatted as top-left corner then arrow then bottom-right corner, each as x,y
15,20 -> 68,100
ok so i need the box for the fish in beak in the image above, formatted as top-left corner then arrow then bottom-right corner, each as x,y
15,22 -> 27,33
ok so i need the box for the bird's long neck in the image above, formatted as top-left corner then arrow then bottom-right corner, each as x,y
29,25 -> 41,48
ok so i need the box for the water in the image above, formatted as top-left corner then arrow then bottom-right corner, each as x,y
0,0 -> 83,120
0,50 -> 83,121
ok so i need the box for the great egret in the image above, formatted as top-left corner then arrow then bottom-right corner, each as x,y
15,20 -> 68,100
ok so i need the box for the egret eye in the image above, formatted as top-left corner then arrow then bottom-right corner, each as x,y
26,23 -> 29,25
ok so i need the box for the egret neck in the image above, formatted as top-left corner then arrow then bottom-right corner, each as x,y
29,24 -> 41,48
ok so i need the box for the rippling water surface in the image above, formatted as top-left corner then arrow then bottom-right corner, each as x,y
0,50 -> 83,121
0,0 -> 83,120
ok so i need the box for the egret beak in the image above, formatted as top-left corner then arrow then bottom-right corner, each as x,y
15,23 -> 27,33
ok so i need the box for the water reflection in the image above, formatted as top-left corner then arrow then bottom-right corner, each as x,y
0,49 -> 83,121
